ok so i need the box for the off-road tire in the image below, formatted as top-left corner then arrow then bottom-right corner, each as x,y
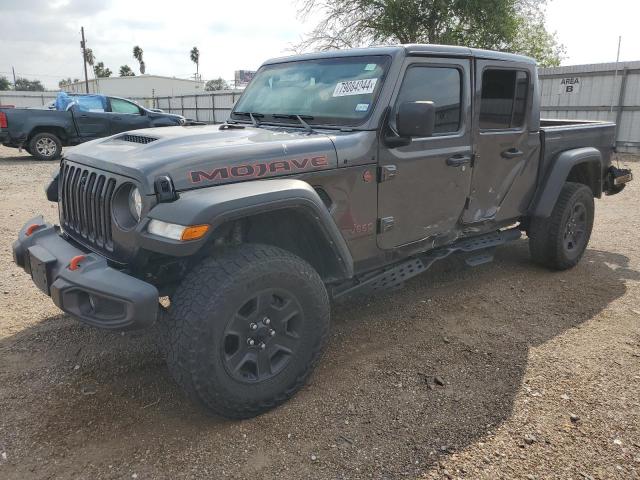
159,243 -> 330,419
28,132 -> 62,161
528,182 -> 594,270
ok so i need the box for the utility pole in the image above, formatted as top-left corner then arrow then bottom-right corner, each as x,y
11,66 -> 16,89
610,36 -> 622,113
80,26 -> 89,94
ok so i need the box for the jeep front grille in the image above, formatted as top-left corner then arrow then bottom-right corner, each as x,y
119,134 -> 157,144
59,162 -> 117,251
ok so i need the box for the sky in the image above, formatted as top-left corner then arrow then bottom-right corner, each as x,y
1,0 -> 639,90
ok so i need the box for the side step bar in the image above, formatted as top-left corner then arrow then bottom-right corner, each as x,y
332,228 -> 521,300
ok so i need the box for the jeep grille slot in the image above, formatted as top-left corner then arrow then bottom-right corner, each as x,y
119,134 -> 157,144
59,162 -> 116,251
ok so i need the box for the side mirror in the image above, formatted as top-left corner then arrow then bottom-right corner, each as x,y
396,101 -> 436,138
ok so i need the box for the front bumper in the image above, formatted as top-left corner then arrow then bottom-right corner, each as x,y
12,216 -> 159,330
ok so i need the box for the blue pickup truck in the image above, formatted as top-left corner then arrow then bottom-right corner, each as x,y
0,93 -> 185,160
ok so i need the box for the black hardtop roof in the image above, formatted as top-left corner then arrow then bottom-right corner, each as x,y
263,44 -> 536,66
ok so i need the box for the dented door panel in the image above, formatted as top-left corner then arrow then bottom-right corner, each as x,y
463,60 -> 538,224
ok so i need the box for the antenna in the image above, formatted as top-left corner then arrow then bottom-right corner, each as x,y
610,36 -> 622,114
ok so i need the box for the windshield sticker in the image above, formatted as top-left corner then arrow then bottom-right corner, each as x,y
364,63 -> 377,71
333,78 -> 378,97
355,103 -> 369,112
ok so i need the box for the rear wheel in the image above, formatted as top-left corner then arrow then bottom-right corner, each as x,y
29,132 -> 62,160
528,182 -> 594,270
160,244 -> 330,419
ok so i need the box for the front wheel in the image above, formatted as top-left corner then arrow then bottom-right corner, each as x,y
161,244 -> 330,419
528,182 -> 595,270
29,132 -> 62,160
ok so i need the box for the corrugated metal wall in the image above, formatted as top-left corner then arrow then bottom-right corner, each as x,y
539,61 -> 640,153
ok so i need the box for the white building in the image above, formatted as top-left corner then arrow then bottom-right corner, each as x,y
62,75 -> 205,98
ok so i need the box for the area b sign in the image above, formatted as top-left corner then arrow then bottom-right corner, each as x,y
559,77 -> 580,94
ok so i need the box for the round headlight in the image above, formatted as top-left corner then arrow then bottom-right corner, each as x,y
129,187 -> 142,222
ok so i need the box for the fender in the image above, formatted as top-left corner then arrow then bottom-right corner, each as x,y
531,147 -> 602,218
16,115 -> 76,144
140,178 -> 354,279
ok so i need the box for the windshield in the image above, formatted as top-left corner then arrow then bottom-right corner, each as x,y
231,55 -> 391,127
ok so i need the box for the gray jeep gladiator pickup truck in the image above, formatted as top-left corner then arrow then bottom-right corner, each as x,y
12,45 -> 632,418
0,94 -> 185,160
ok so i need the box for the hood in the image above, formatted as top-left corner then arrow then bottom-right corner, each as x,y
64,124 -> 338,194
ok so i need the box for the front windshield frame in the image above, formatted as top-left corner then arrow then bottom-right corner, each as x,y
230,55 -> 392,128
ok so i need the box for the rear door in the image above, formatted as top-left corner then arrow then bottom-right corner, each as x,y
71,97 -> 111,139
108,97 -> 151,134
462,60 -> 538,223
377,57 -> 473,249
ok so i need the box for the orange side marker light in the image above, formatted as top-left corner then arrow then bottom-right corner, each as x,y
181,224 -> 209,241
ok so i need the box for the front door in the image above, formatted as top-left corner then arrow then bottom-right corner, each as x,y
462,60 -> 538,224
377,57 -> 473,249
108,97 -> 151,134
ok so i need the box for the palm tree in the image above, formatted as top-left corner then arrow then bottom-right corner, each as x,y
133,46 -> 145,74
190,46 -> 200,78
84,48 -> 95,67
119,65 -> 135,77
93,62 -> 112,78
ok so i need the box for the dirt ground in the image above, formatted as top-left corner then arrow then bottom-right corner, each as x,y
0,145 -> 638,480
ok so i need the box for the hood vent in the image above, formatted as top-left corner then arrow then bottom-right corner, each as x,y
119,134 -> 158,144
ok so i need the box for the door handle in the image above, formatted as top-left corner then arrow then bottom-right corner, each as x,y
446,154 -> 472,167
501,148 -> 524,159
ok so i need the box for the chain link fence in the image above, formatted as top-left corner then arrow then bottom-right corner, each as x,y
140,91 -> 241,123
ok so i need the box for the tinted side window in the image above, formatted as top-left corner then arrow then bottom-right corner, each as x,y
395,66 -> 462,134
110,98 -> 141,115
479,69 -> 529,129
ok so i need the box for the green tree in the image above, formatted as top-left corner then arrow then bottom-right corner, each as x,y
297,0 -> 563,66
190,46 -> 200,77
84,48 -> 95,67
510,0 -> 565,66
133,46 -> 146,74
119,65 -> 135,77
205,77 -> 229,91
14,77 -> 45,91
0,76 -> 11,91
58,77 -> 75,88
93,62 -> 112,78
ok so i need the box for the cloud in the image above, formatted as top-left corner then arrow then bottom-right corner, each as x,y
0,0 -> 320,89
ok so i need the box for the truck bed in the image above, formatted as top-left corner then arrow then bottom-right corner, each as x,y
539,119 -> 616,191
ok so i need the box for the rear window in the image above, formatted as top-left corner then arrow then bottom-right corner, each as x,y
479,69 -> 529,130
73,95 -> 107,112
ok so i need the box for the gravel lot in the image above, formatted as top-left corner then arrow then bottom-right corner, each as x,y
0,145 -> 638,480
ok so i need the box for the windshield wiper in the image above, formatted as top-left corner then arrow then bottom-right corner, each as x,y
234,111 -> 264,127
272,114 -> 316,133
